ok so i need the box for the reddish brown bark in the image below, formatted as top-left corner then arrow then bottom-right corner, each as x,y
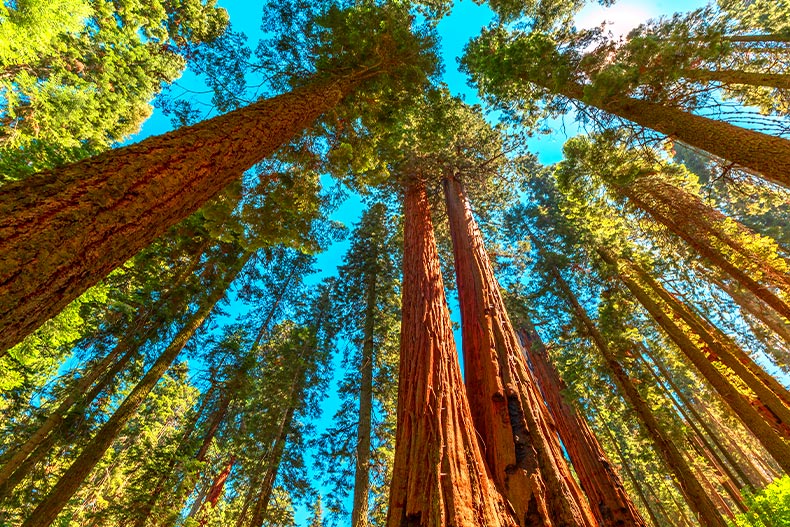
0,77 -> 356,353
386,179 -> 517,527
517,320 -> 647,527
443,175 -> 596,527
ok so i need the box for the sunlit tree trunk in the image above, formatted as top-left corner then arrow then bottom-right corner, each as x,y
443,174 -> 595,527
386,179 -> 517,527
617,173 -> 790,322
517,319 -> 647,527
680,68 -> 790,89
20,252 -> 251,527
550,80 -> 790,188
543,253 -> 730,527
597,249 -> 790,472
0,77 -> 356,353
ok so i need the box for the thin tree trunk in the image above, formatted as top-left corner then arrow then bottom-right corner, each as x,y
386,179 -> 517,527
636,348 -> 753,491
20,252 -> 251,527
687,434 -> 746,514
517,319 -> 647,527
246,371 -> 303,527
444,174 -> 595,527
0,75 -> 358,353
623,256 -> 790,432
706,270 -> 790,351
680,68 -> 790,89
551,80 -> 790,188
196,456 -> 235,526
542,251 -> 730,527
351,260 -> 377,527
618,174 -> 790,323
598,248 -> 790,471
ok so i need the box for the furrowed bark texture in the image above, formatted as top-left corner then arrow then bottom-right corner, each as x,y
597,250 -> 790,473
0,78 -> 351,353
551,81 -> 790,189
386,180 -> 517,527
517,320 -> 647,527
20,253 -> 251,527
545,258 -> 730,527
619,174 -> 790,322
443,175 -> 595,527
351,263 -> 378,527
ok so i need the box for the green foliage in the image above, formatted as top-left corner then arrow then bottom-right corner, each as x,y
731,476 -> 790,527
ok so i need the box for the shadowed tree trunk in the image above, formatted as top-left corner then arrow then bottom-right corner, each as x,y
0,76 -> 358,353
443,174 -> 595,527
351,258 -> 377,527
386,179 -> 517,527
539,248 -> 730,527
20,252 -> 252,527
598,249 -> 790,472
516,318 -> 647,527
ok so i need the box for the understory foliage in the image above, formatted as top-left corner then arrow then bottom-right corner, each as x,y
2,0 -> 790,526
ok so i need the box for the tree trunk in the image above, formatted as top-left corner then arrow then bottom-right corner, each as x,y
680,68 -> 790,89
543,253 -> 730,527
517,319 -> 647,527
618,174 -> 790,323
597,249 -> 790,472
637,347 -> 757,491
705,270 -> 790,351
386,179 -> 517,527
0,76 -> 356,353
444,174 -> 595,527
20,252 -> 251,527
193,456 -> 236,526
552,80 -> 790,189
246,377 -> 302,527
622,255 -> 790,433
351,259 -> 377,527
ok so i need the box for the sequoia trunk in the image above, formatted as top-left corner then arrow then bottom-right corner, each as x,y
0,78 -> 354,353
443,174 -> 595,527
386,179 -> 517,527
517,319 -> 647,527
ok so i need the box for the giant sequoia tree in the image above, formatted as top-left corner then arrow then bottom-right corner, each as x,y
0,2 -> 438,353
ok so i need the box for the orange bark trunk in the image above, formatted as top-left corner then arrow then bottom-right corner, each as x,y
517,320 -> 647,527
443,174 -> 597,527
0,78 -> 353,353
387,179 -> 517,527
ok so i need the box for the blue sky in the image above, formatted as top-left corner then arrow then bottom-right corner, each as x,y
131,0 -> 710,524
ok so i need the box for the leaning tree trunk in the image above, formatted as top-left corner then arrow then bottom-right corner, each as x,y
0,75 -> 358,353
517,319 -> 647,527
680,68 -> 790,89
549,79 -> 790,189
597,249 -> 790,473
20,252 -> 251,527
386,179 -> 517,527
443,174 -> 595,527
351,262 -> 377,527
621,256 -> 790,432
617,173 -> 790,323
0,249 -> 207,491
542,252 -> 730,527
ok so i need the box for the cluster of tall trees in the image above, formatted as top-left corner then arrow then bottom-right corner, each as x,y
1,0 -> 789,525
